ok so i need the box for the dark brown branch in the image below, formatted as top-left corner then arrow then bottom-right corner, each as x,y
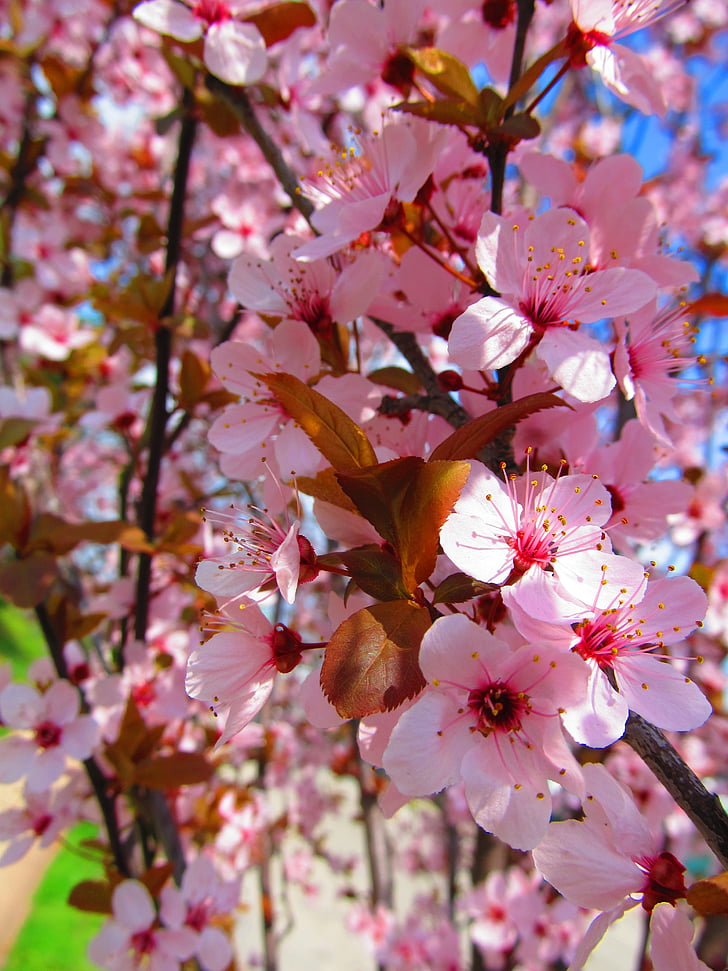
623,713 -> 728,869
205,76 -> 314,224
134,91 -> 198,643
35,603 -> 130,876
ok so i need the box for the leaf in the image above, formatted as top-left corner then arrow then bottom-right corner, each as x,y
295,468 -> 361,515
68,880 -> 113,915
0,466 -> 30,548
337,457 -> 469,592
690,293 -> 728,317
320,600 -> 430,718
367,366 -> 421,395
495,112 -> 541,142
0,417 -> 39,449
244,2 -> 317,47
686,872 -> 728,916
429,392 -> 571,461
254,371 -> 377,472
394,99 -> 481,128
26,514 -> 153,556
432,572 -> 499,604
0,552 -> 58,607
133,752 -> 214,790
406,47 -> 480,106
335,545 -> 410,602
395,459 -> 469,589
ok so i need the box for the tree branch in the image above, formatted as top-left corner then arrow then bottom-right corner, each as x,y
623,713 -> 728,869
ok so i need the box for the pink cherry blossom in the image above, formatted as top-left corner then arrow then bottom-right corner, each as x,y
649,903 -> 711,971
533,762 -> 688,969
448,208 -> 656,401
614,302 -> 703,444
229,233 -> 385,340
133,0 -> 267,86
567,0 -> 685,115
505,567 -> 711,745
186,602 -> 304,746
207,319 -> 323,481
439,458 -> 616,593
0,680 -> 98,792
88,879 -> 196,971
196,502 -> 318,605
382,613 -> 587,850
159,856 -> 240,971
294,118 -> 449,261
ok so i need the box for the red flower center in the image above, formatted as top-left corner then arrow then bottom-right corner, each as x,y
192,0 -> 231,27
565,22 -> 612,68
639,851 -> 687,913
468,681 -> 528,736
482,0 -> 516,30
35,720 -> 62,748
270,623 -> 303,674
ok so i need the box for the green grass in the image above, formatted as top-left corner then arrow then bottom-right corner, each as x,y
3,823 -> 105,971
0,599 -> 46,680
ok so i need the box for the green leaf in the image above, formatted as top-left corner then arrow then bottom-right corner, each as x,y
502,38 -> 567,112
406,47 -> 480,106
496,112 -> 541,142
320,600 -> 430,718
428,392 -> 571,461
0,417 -> 38,449
255,371 -> 378,472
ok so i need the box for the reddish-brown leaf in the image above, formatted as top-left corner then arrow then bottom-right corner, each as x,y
133,752 -> 215,790
68,880 -> 114,915
0,552 -> 58,607
337,457 -> 469,592
429,392 -> 570,461
432,572 -> 499,604
320,600 -> 430,719
244,2 -> 317,47
255,372 -> 377,472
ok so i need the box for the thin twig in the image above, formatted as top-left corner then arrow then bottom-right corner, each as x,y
205,76 -> 314,224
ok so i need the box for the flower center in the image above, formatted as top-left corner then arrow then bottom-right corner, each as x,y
482,0 -> 515,30
192,0 -> 231,26
467,681 -> 528,736
638,851 -> 686,913
572,619 -> 618,671
565,22 -> 612,68
131,928 -> 157,957
270,623 -> 303,674
380,49 -> 416,93
35,720 -> 62,748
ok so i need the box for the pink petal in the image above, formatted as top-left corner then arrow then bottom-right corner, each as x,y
113,879 -> 156,931
133,0 -> 202,41
617,653 -> 712,732
204,22 -> 267,86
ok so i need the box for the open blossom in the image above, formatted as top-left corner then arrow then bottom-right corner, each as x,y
382,614 -> 586,850
448,208 -> 656,402
533,762 -> 688,970
195,503 -> 318,605
567,1 -> 685,115
186,602 -> 304,746
208,319 -> 322,480
649,903 -> 711,971
613,302 -> 703,445
0,680 -> 98,792
133,0 -> 267,85
160,857 -> 240,971
88,879 -> 196,971
505,567 -> 711,746
294,118 -> 449,261
439,458 -> 617,593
